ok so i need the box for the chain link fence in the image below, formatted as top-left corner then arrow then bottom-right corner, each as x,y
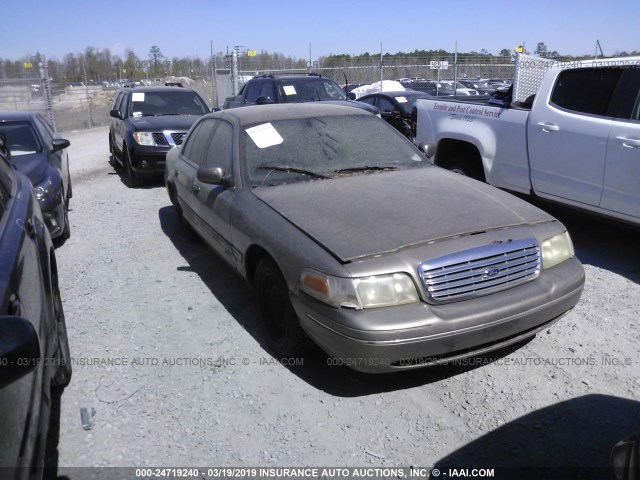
1,56 -> 516,132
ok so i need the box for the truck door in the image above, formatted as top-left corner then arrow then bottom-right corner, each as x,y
600,69 -> 640,219
527,68 -> 622,206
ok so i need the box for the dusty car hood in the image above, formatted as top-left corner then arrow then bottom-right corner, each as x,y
252,167 -> 554,262
129,115 -> 200,131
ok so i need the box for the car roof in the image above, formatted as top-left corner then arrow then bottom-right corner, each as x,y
213,103 -> 370,127
361,91 -> 431,98
0,111 -> 40,122
117,86 -> 196,94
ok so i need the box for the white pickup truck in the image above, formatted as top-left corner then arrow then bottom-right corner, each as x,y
413,55 -> 640,224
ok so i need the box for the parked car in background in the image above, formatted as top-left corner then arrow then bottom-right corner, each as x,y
357,90 -> 432,139
459,79 -> 496,95
440,80 -> 479,95
165,103 -> 584,373
109,86 -> 210,186
400,80 -> 455,96
0,111 -> 72,240
0,134 -> 72,477
222,74 -> 379,115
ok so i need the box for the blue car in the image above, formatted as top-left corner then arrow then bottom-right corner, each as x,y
0,111 -> 72,240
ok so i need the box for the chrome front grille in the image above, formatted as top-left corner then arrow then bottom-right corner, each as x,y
151,131 -> 187,146
418,238 -> 541,303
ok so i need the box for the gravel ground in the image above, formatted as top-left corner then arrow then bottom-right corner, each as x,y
53,126 -> 639,476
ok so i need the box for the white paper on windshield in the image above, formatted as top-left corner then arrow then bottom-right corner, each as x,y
132,92 -> 145,102
246,123 -> 283,149
283,85 -> 297,96
396,96 -> 408,103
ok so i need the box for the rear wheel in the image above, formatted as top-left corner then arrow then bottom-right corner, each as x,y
446,157 -> 485,182
254,258 -> 310,358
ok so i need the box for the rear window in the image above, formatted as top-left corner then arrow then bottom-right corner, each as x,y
550,68 -> 623,116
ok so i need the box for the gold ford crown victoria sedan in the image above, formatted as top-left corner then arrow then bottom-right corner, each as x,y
165,103 -> 585,373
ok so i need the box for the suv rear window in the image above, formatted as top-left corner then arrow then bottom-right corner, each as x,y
275,78 -> 347,102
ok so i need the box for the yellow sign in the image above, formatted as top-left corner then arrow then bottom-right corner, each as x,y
23,62 -> 33,69
515,46 -> 524,53
247,50 -> 257,57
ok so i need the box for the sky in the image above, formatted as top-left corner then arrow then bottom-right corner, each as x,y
1,0 -> 638,62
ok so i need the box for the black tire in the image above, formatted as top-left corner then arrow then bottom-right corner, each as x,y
254,258 -> 310,358
51,271 -> 72,389
168,184 -> 196,239
123,146 -> 140,187
60,197 -> 71,241
446,157 -> 485,182
108,134 -> 118,168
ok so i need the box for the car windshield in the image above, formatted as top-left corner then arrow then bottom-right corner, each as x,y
241,114 -> 428,187
276,79 -> 347,102
129,90 -> 209,117
0,121 -> 42,156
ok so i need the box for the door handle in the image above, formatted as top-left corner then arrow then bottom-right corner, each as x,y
616,136 -> 640,148
537,123 -> 559,132
192,182 -> 200,194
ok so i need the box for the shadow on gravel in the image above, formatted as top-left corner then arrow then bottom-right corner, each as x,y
158,205 -> 540,396
111,159 -> 165,189
529,199 -> 640,285
433,394 -> 640,480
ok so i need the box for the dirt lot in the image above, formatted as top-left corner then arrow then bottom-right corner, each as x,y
53,126 -> 639,477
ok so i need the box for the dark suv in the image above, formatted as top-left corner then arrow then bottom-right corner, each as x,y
109,86 -> 210,185
222,74 -> 379,114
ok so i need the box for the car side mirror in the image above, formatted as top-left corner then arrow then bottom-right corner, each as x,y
347,92 -> 356,100
197,165 -> 226,186
256,96 -> 275,105
110,109 -> 122,119
52,138 -> 70,152
0,316 -> 41,389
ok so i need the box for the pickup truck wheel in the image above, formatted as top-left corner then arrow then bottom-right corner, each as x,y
255,258 -> 309,358
446,158 -> 485,182
51,270 -> 72,389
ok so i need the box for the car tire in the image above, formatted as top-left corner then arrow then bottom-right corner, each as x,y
254,258 -> 310,358
108,133 -> 120,169
446,157 -> 485,182
124,146 -> 140,187
168,184 -> 197,239
51,270 -> 72,389
60,197 -> 71,241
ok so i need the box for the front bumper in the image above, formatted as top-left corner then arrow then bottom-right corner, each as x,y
291,257 -> 585,373
129,145 -> 169,178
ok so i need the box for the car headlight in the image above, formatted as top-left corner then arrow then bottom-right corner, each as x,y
540,231 -> 574,269
132,132 -> 155,146
34,178 -> 54,201
300,269 -> 419,310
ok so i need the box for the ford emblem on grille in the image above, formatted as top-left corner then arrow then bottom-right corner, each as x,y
483,268 -> 500,279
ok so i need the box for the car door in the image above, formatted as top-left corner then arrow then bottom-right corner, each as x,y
600,69 -> 640,218
112,92 -> 127,153
528,68 -> 622,206
172,119 -> 217,227
192,120 -> 236,266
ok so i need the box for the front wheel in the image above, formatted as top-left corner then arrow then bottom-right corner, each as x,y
254,258 -> 310,358
124,147 -> 140,187
51,270 -> 72,389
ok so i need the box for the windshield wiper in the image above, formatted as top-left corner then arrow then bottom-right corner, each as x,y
334,165 -> 399,174
257,165 -> 330,179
